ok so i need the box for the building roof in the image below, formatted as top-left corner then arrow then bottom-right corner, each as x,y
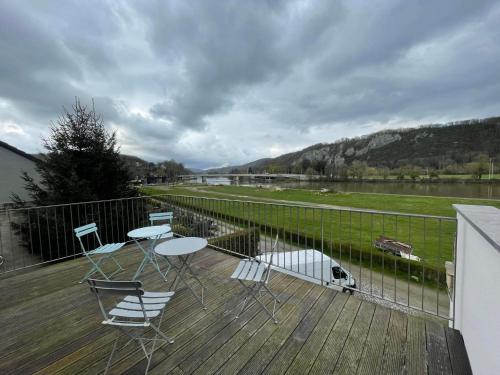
0,140 -> 39,162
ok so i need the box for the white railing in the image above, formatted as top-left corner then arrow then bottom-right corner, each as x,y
0,194 -> 455,320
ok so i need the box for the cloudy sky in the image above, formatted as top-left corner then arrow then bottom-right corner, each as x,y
1,0 -> 499,169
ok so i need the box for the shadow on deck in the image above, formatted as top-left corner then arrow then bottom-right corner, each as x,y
0,244 -> 471,374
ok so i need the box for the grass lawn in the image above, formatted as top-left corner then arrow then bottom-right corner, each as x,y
436,173 -> 500,180
154,184 -> 500,217
140,184 -> 500,288
363,174 -> 500,180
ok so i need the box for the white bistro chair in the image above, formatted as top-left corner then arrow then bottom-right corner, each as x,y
75,223 -> 125,283
87,279 -> 175,375
230,234 -> 281,323
148,212 -> 174,277
148,212 -> 174,240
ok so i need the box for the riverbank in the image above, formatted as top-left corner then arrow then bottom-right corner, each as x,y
184,176 -> 500,199
142,184 -> 500,217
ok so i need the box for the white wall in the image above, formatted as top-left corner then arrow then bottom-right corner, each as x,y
454,205 -> 500,375
0,147 -> 39,203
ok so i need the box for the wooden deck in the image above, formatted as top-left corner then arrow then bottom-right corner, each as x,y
0,245 -> 471,375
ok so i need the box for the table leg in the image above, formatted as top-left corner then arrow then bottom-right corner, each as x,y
170,254 -> 206,308
132,239 -> 149,280
133,237 -> 168,281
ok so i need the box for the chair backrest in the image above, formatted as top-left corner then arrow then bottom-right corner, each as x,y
88,279 -> 147,322
74,223 -> 102,254
149,212 -> 173,226
264,234 -> 279,283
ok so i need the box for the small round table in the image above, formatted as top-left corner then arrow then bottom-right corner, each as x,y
128,225 -> 171,280
155,237 -> 207,308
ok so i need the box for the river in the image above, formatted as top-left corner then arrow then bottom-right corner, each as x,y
186,176 -> 500,199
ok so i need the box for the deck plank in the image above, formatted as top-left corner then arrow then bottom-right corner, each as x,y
225,285 -> 325,375
407,315 -> 428,375
180,277 -> 303,375
333,301 -> 376,374
213,281 -> 317,375
426,320 -> 453,375
284,292 -> 349,375
136,273 -> 292,375
355,305 -> 391,375
380,310 -> 408,375
445,328 -> 472,375
255,288 -> 336,375
308,296 -> 362,375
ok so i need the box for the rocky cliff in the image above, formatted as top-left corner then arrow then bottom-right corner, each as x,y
208,117 -> 500,173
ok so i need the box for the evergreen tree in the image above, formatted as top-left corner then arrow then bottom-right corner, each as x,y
13,98 -> 135,205
10,99 -> 141,262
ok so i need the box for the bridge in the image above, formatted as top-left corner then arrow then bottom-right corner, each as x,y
178,173 -> 316,181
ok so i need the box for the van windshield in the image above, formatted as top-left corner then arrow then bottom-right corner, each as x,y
332,266 -> 347,279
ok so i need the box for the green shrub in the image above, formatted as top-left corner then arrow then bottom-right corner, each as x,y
209,227 -> 260,257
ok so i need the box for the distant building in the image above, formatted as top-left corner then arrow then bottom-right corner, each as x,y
0,141 -> 40,203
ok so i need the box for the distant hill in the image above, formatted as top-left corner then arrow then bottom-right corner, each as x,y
206,158 -> 273,174
188,167 -> 204,173
207,117 -> 500,175
120,155 -> 191,181
30,152 -> 191,181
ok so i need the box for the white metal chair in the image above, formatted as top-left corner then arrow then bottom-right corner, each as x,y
75,223 -> 125,283
87,279 -> 175,375
230,234 -> 281,323
148,212 -> 174,240
148,212 -> 174,278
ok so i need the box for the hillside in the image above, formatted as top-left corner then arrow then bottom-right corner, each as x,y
207,117 -> 500,175
121,155 -> 191,181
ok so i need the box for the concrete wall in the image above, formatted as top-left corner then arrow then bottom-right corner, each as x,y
0,146 -> 39,203
453,205 -> 500,375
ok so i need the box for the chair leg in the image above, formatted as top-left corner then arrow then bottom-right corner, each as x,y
79,257 -> 107,283
249,286 -> 279,324
156,254 -> 172,280
144,349 -> 153,375
235,280 -> 254,318
105,255 -> 125,278
137,338 -> 151,364
263,284 -> 281,303
103,335 -> 120,375
235,281 -> 278,323
109,255 -> 124,271
235,295 -> 249,319
80,253 -> 126,283
150,324 -> 175,344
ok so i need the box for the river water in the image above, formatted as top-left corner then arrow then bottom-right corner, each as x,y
187,177 -> 500,200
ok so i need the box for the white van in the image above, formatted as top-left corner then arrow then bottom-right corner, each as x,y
257,249 -> 357,294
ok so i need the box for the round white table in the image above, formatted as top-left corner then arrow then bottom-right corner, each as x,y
128,225 -> 171,280
155,237 -> 208,308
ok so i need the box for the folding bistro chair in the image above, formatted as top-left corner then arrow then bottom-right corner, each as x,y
230,234 -> 281,323
75,223 -> 125,283
148,212 -> 174,240
148,212 -> 174,277
87,279 -> 175,375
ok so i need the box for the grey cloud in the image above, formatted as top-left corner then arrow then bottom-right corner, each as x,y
139,0 -> 301,129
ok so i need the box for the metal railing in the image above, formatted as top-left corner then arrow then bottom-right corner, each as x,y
0,193 -> 456,320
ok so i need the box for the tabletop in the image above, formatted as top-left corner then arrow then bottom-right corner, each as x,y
155,237 -> 208,256
127,225 -> 171,239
